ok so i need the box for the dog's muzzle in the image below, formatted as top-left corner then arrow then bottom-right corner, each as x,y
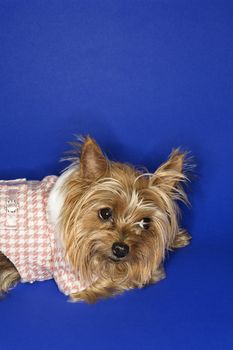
112,242 -> 129,258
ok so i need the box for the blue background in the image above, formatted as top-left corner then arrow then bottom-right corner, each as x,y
0,1 -> 232,349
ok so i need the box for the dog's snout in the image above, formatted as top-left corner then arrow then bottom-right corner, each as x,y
112,242 -> 129,258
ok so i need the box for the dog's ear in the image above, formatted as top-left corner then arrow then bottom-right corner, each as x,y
79,136 -> 109,179
151,149 -> 188,196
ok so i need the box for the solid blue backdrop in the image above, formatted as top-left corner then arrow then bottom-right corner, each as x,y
0,1 -> 232,349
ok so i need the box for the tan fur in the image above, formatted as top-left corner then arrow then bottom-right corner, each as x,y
59,137 -> 191,303
0,136 -> 192,302
0,252 -> 20,296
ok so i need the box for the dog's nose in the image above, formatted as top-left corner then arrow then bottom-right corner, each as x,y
112,242 -> 129,258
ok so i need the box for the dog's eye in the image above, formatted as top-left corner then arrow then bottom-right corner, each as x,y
99,208 -> 112,221
139,217 -> 151,230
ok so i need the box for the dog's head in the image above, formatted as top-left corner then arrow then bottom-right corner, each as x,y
59,137 -> 189,294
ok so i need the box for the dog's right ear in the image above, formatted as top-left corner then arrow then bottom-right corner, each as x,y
79,136 -> 109,180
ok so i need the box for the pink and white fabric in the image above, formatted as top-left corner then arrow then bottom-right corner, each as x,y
0,176 -> 84,295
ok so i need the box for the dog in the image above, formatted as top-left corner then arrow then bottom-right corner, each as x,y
0,136 -> 191,303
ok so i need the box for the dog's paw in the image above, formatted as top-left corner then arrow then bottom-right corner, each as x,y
171,229 -> 192,249
149,266 -> 166,284
70,290 -> 98,304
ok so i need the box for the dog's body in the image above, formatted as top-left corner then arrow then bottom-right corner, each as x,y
0,137 -> 191,303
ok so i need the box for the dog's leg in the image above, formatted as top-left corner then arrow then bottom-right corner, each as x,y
0,252 -> 20,297
70,279 -> 129,303
171,229 -> 192,249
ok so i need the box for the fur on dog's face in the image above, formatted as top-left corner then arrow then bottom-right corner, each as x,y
59,137 -> 189,301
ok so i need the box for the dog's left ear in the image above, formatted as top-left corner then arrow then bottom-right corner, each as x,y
151,149 -> 187,195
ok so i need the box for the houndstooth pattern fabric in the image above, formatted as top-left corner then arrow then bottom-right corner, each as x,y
0,176 -> 84,295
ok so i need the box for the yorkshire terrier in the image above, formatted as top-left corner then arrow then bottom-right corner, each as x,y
0,136 -> 191,303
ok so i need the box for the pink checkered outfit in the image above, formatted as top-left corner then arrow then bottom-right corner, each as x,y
0,176 -> 84,296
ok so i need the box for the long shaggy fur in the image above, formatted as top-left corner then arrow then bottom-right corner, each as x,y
58,137 -> 191,303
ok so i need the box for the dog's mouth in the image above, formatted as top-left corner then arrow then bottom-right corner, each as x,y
108,256 -> 126,263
